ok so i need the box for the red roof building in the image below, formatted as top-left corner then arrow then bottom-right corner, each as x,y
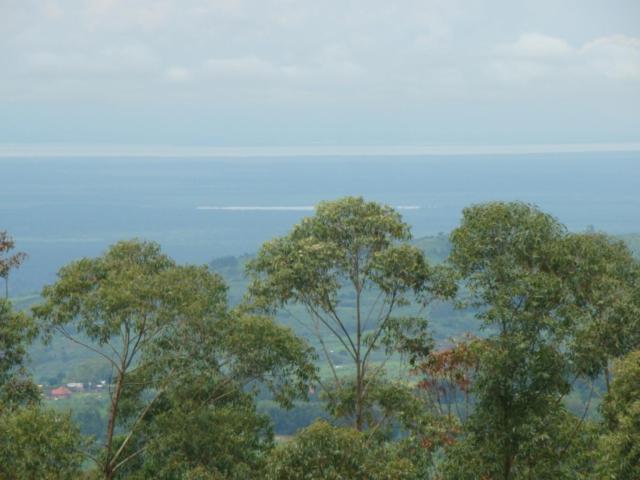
50,386 -> 72,399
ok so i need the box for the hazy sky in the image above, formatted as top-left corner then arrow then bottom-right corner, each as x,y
1,0 -> 639,146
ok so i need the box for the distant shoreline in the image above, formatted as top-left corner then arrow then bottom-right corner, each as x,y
1,143 -> 640,158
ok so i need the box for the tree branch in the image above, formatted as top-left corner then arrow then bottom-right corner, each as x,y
56,326 -> 119,370
362,293 -> 397,366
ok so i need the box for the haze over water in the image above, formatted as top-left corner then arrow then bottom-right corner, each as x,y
3,151 -> 639,294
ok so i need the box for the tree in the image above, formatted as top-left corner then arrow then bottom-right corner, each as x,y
0,298 -> 83,478
264,420 -> 416,480
597,350 -> 640,479
33,240 -> 229,479
559,232 -> 640,390
408,335 -> 484,465
0,231 -> 27,298
115,314 -> 316,479
0,406 -> 83,480
121,393 -> 273,479
0,298 -> 39,408
33,239 -> 316,479
413,335 -> 482,424
443,202 -> 590,479
246,197 -> 439,431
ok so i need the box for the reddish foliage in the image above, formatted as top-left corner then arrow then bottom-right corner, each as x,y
414,336 -> 482,394
411,336 -> 483,445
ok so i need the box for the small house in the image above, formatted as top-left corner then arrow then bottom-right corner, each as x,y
50,386 -> 72,399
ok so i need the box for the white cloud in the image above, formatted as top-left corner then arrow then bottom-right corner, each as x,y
581,35 -> 640,80
496,33 -> 573,59
488,32 -> 640,86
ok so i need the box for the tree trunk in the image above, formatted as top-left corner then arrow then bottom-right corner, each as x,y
355,285 -> 364,431
503,453 -> 512,480
104,369 -> 125,480
356,359 -> 363,431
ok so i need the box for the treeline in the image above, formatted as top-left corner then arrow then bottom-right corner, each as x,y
1,197 -> 639,479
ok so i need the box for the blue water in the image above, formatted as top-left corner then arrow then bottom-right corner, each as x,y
2,152 -> 639,294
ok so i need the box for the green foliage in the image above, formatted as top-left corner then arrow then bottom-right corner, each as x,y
323,375 -> 428,440
439,345 -> 593,479
0,298 -> 83,479
0,409 -> 82,478
119,392 -> 273,479
32,241 -> 232,477
258,400 -> 328,435
560,233 -> 640,380
449,202 -> 568,334
443,202 -> 628,479
246,197 -> 424,313
0,406 -> 83,479
0,299 -> 40,408
597,350 -> 640,479
218,314 -> 318,408
5,203 -> 639,478
264,420 -> 416,480
33,239 -> 317,478
115,311 -> 316,479
246,197 -> 437,430
0,230 -> 27,298
441,408 -> 598,479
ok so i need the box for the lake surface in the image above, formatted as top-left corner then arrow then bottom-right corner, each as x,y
2,152 -> 639,294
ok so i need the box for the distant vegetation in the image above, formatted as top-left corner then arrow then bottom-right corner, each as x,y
2,197 -> 640,479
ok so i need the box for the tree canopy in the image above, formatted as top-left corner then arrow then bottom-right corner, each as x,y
2,199 -> 640,479
33,240 -> 316,479
0,298 -> 83,478
443,202 -> 640,479
246,197 -> 441,431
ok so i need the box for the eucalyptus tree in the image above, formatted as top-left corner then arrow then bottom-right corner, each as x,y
33,240 -> 206,478
33,240 -> 316,479
265,420 -> 416,480
246,197 -> 442,431
0,298 -> 39,408
597,349 -> 640,479
559,232 -> 640,390
0,298 -> 83,478
0,230 -> 27,298
0,233 -> 82,478
0,406 -> 83,479
443,202 -> 589,479
115,313 -> 316,479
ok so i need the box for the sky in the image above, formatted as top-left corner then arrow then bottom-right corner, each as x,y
1,0 -> 639,147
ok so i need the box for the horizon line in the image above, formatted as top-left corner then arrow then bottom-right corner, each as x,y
1,142 -> 640,158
